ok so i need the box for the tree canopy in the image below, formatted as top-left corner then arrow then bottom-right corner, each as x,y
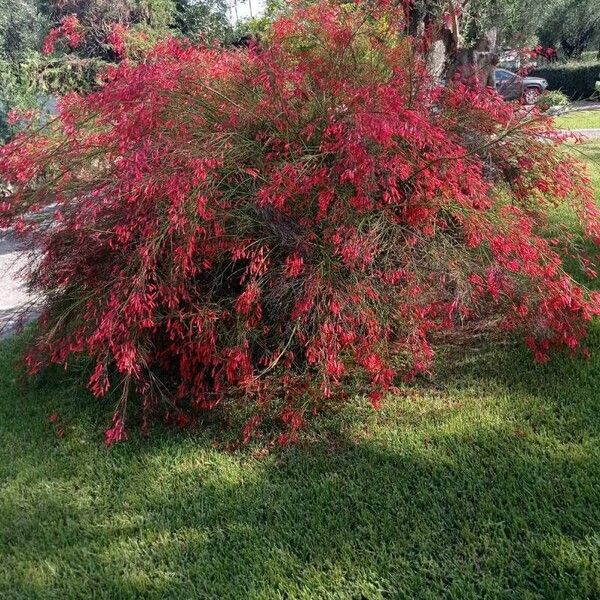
537,0 -> 600,58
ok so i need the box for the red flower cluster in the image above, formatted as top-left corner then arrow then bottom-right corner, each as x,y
529,45 -> 557,61
42,14 -> 84,55
106,24 -> 128,59
1,0 -> 598,445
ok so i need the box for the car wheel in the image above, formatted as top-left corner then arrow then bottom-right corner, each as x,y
523,87 -> 542,105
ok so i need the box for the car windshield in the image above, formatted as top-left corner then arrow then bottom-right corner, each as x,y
495,69 -> 514,82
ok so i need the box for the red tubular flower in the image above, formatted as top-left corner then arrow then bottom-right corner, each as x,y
105,415 -> 128,446
284,253 -> 305,277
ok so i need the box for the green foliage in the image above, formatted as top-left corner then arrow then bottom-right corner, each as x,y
463,0 -> 544,46
0,0 -> 234,139
579,51 -> 600,65
538,0 -> 600,59
535,89 -> 569,112
174,0 -> 232,42
0,57 -> 38,141
532,62 -> 600,99
0,0 -> 50,139
140,0 -> 177,28
0,0 -> 48,62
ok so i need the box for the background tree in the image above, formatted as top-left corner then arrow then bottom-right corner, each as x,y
0,0 -> 50,140
0,0 -> 48,62
463,0 -> 547,47
174,0 -> 232,42
538,0 -> 600,59
404,0 -> 499,86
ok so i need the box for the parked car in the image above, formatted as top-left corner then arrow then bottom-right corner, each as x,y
494,69 -> 548,104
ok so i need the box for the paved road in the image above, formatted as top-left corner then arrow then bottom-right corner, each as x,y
0,233 -> 38,339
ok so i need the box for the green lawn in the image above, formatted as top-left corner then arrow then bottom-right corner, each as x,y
1,147 -> 600,599
582,141 -> 600,187
554,110 -> 600,130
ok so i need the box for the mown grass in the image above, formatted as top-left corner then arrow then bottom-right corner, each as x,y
554,110 -> 600,130
580,140 -> 600,181
1,146 -> 600,599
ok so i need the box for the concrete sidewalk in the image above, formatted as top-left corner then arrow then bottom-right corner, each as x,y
567,101 -> 600,112
0,233 -> 38,339
577,129 -> 600,140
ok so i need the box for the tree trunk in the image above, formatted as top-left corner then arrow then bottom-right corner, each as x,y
409,2 -> 499,88
449,27 -> 499,87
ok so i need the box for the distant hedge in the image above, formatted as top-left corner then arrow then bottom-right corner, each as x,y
532,62 -> 600,99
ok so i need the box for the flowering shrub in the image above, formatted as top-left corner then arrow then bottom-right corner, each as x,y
1,0 -> 599,445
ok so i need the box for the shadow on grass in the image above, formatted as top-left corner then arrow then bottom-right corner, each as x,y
1,323 -> 600,599
7,437 -> 600,598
